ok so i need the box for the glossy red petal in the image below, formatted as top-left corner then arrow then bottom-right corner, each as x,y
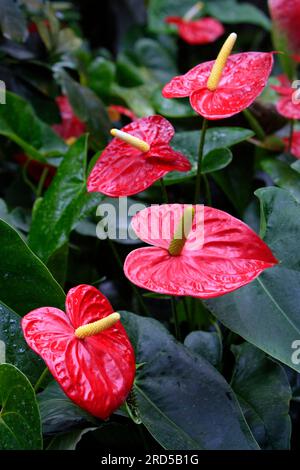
165,16 -> 184,26
87,116 -> 187,196
22,287 -> 135,420
189,53 -> 274,119
147,144 -> 191,172
66,284 -> 114,328
125,205 -> 277,298
269,0 -> 300,54
162,60 -> 213,98
276,96 -> 300,119
283,131 -> 300,158
131,204 -> 204,250
178,18 -> 224,45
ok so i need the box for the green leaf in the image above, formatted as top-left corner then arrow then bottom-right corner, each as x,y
151,88 -> 196,118
28,136 -> 104,264
112,83 -> 156,117
0,0 -> 28,42
134,38 -> 178,84
260,158 -> 300,203
47,427 -> 97,450
148,0 -> 270,33
184,331 -> 222,369
0,92 -> 67,162
164,127 -> 253,185
87,57 -> 116,98
121,311 -> 258,450
231,343 -> 291,449
56,69 -> 110,143
0,302 -> 44,384
202,148 -> 233,174
38,381 -> 97,435
205,187 -> 300,373
206,1 -> 271,31
0,364 -> 42,449
0,218 -> 65,315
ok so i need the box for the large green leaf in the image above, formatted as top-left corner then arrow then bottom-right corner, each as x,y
152,89 -> 196,118
28,136 -> 104,264
148,0 -> 270,33
164,127 -> 253,185
0,364 -> 42,449
0,0 -> 28,42
56,69 -> 110,144
47,427 -> 98,450
134,38 -> 177,84
206,1 -> 271,31
231,343 -> 291,449
0,92 -> 67,162
260,158 -> 300,203
0,218 -> 65,315
205,187 -> 300,373
38,381 -> 97,435
0,302 -> 43,384
122,311 -> 258,450
184,331 -> 222,369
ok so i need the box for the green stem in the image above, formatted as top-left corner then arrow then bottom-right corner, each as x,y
34,367 -> 49,392
288,119 -> 295,154
159,178 -> 169,203
22,159 -> 37,195
108,237 -> 150,317
171,297 -> 180,340
243,108 -> 265,141
194,119 -> 208,204
203,174 -> 212,206
36,167 -> 49,199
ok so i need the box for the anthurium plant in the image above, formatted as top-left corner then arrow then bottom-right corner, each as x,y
0,0 -> 300,452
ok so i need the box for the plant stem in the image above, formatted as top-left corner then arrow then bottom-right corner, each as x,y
243,108 -> 266,141
36,167 -> 49,199
194,118 -> 208,204
34,367 -> 49,392
171,297 -> 180,340
288,119 -> 295,154
159,178 -> 169,203
107,237 -> 150,317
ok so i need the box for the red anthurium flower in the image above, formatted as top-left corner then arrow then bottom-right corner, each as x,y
108,105 -> 137,122
52,95 -> 86,142
124,204 -> 277,298
22,285 -> 135,420
87,115 -> 191,197
162,33 -> 274,120
283,131 -> 300,158
269,0 -> 300,55
271,75 -> 300,119
165,16 -> 224,45
14,96 -> 86,188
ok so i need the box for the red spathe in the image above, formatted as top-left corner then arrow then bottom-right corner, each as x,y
165,16 -> 224,45
87,116 -> 191,197
124,204 -> 278,298
22,285 -> 136,420
162,52 -> 274,120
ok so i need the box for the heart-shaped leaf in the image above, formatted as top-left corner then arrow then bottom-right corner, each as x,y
206,187 -> 300,373
231,343 -> 291,449
122,311 -> 258,450
0,364 -> 42,449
